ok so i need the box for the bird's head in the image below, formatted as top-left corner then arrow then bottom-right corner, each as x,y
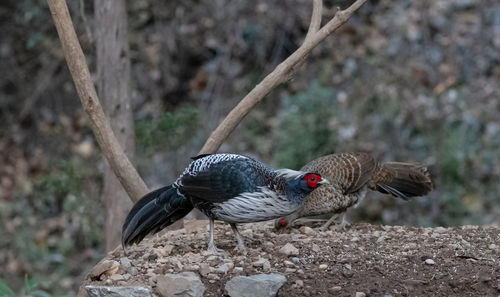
301,173 -> 328,190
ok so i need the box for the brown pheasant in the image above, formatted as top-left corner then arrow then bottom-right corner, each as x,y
274,152 -> 433,232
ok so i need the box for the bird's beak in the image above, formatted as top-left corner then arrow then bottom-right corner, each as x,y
318,178 -> 330,185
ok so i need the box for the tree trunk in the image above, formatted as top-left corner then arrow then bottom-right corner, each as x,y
94,0 -> 135,251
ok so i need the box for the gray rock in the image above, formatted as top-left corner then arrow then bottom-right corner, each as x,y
225,274 -> 287,297
156,272 -> 205,297
86,286 -> 152,297
279,243 -> 299,256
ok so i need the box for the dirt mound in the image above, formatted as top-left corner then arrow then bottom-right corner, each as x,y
80,220 -> 500,296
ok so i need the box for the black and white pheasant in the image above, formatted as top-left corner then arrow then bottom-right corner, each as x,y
122,153 -> 328,253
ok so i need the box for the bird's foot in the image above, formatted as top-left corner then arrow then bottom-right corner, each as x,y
207,243 -> 227,256
319,214 -> 339,231
319,224 -> 329,232
236,242 -> 247,254
338,216 -> 351,231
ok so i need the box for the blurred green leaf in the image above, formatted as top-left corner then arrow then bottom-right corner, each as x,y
0,280 -> 17,297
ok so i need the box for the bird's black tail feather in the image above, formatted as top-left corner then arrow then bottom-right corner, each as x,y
121,185 -> 193,246
371,162 -> 433,200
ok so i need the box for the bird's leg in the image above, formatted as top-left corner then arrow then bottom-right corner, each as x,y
230,223 -> 247,253
319,214 -> 339,231
207,219 -> 225,255
339,213 -> 351,230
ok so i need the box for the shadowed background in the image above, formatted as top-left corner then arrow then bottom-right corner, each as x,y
0,0 -> 499,295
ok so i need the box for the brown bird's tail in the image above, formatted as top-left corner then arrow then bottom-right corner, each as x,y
369,162 -> 432,200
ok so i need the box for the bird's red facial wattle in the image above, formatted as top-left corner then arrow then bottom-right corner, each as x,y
304,173 -> 323,188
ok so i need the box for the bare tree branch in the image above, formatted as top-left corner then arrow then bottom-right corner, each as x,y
47,0 -> 148,202
199,0 -> 367,155
305,0 -> 323,41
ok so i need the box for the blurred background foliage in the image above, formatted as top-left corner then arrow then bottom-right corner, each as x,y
0,0 -> 499,295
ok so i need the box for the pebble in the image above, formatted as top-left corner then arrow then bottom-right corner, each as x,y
109,274 -> 124,281
330,286 -> 342,292
299,226 -> 315,235
119,257 -> 131,270
279,243 -> 299,256
234,266 -> 244,272
425,259 -> 436,265
206,255 -> 218,262
199,263 -> 212,277
253,258 -> 271,271
225,274 -> 286,297
207,273 -> 220,280
285,268 -> 296,273
295,279 -> 304,287
283,260 -> 295,267
342,268 -> 354,278
312,244 -> 320,252
319,264 -> 328,270
355,292 -> 366,297
216,263 -> 230,274
291,257 -> 300,264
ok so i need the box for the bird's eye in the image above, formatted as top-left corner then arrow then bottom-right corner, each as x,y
311,177 -> 316,181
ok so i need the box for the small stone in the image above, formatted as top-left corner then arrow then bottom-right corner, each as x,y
234,267 -> 244,272
120,257 -> 132,270
425,259 -> 435,265
297,269 -> 304,275
319,264 -> 328,270
488,244 -> 497,250
89,260 -> 120,280
295,279 -> 304,288
299,226 -> 315,235
157,271 -> 205,297
129,267 -> 138,276
207,273 -> 220,280
342,268 -> 354,278
355,292 -> 366,297
291,257 -> 300,264
330,286 -> 341,292
285,268 -> 296,273
185,264 -> 200,271
86,286 -> 151,297
109,274 -> 125,281
434,227 -> 447,233
311,244 -> 320,253
283,260 -> 295,267
225,274 -> 286,297
206,255 -> 218,262
279,243 -> 299,256
199,263 -> 211,277
216,263 -> 230,274
163,245 -> 174,255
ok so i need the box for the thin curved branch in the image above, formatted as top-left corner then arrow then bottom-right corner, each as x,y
199,0 -> 367,155
47,0 -> 148,202
305,0 -> 323,41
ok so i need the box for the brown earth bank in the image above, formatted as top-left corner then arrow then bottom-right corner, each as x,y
80,220 -> 500,297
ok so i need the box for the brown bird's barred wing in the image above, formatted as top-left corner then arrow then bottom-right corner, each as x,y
369,162 -> 433,200
301,152 -> 376,194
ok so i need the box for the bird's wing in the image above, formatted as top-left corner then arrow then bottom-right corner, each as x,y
178,158 -> 270,203
344,152 -> 376,194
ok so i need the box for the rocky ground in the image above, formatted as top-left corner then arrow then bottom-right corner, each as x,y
80,220 -> 500,297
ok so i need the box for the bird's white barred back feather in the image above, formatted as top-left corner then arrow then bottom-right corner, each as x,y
211,187 -> 299,223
